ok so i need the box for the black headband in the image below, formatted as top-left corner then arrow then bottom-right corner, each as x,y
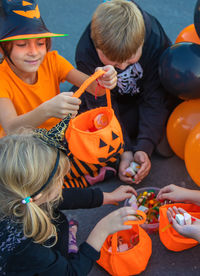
30,150 -> 60,198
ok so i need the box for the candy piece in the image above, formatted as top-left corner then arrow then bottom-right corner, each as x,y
138,205 -> 149,213
149,200 -> 154,205
192,217 -> 197,222
130,161 -> 141,172
93,113 -> 108,129
152,206 -> 159,212
125,167 -> 136,177
184,212 -> 191,225
148,189 -> 155,193
161,223 -> 172,232
141,197 -> 146,205
175,214 -> 185,225
125,161 -> 140,178
117,236 -> 123,245
138,198 -> 143,204
128,195 -> 138,209
129,194 -> 137,204
118,243 -> 129,252
149,193 -> 156,199
130,232 -> 139,247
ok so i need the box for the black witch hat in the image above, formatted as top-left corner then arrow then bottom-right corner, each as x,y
0,0 -> 67,42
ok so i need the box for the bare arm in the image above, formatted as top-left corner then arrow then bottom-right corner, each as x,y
0,95 -> 81,134
0,98 -> 49,133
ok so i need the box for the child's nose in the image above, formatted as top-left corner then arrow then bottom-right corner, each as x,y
117,62 -> 128,70
28,43 -> 38,55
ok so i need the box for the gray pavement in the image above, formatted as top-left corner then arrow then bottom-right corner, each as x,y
39,0 -> 200,275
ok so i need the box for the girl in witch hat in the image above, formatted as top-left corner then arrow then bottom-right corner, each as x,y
0,0 -> 117,137
0,0 -> 118,189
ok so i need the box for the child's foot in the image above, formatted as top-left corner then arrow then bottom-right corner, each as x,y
85,166 -> 116,185
68,219 -> 79,254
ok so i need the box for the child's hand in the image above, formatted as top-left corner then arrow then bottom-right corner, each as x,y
118,151 -> 135,184
44,92 -> 81,119
119,151 -> 151,184
157,184 -> 188,202
103,185 -> 137,205
133,151 -> 151,184
167,207 -> 200,242
101,207 -> 138,234
86,207 -> 138,251
96,65 -> 117,90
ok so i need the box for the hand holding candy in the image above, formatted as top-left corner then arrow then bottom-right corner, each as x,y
103,185 -> 137,205
167,206 -> 200,242
133,151 -> 151,184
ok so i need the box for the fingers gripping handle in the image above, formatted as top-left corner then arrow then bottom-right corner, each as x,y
72,70 -> 112,108
124,210 -> 147,226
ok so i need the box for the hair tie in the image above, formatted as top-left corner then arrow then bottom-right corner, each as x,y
21,150 -> 60,204
22,196 -> 33,204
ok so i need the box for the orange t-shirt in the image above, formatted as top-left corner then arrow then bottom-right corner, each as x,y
0,50 -> 74,136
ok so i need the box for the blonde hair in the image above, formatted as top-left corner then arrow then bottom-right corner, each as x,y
0,130 -> 70,246
91,0 -> 145,63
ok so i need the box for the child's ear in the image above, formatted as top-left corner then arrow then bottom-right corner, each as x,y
32,193 -> 43,202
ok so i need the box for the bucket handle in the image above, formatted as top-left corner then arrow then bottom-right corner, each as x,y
73,70 -> 111,109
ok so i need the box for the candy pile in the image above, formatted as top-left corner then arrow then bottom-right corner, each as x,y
128,190 -> 172,226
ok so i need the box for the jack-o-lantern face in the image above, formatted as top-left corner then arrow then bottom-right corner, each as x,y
10,1 -> 40,19
98,131 -> 124,163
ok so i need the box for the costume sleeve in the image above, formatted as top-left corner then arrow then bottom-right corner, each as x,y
0,74 -> 12,99
59,187 -> 104,210
132,15 -> 172,156
51,51 -> 74,83
7,240 -> 99,276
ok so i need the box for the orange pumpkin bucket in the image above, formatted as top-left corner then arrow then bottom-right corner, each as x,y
159,203 -> 200,251
65,70 -> 124,164
97,210 -> 152,276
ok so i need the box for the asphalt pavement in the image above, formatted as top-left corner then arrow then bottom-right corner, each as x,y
38,0 -> 200,275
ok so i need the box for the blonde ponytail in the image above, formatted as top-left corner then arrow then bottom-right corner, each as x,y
0,131 -> 69,245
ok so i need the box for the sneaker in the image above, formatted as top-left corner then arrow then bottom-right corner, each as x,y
68,219 -> 79,254
85,166 -> 116,185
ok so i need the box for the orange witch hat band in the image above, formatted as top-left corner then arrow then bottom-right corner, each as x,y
0,33 -> 68,42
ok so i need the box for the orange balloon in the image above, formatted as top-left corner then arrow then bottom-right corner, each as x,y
175,24 -> 200,44
185,122 -> 200,186
167,100 -> 200,159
